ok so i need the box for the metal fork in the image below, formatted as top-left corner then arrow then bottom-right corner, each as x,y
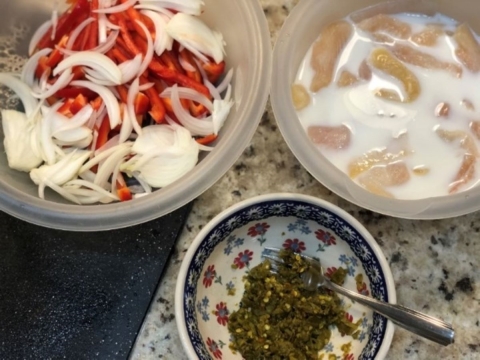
263,248 -> 455,346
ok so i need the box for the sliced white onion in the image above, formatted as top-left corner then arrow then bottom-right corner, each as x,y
212,85 -> 233,134
216,68 -> 234,95
71,80 -> 121,128
65,18 -> 95,50
53,127 -> 92,143
94,144 -> 132,188
65,179 -> 119,201
198,144 -> 214,152
32,68 -> 73,99
119,103 -> 133,143
94,106 -> 108,129
132,172 -> 152,193
54,52 -> 122,85
138,0 -> 203,16
94,0 -> 137,13
122,124 -> 199,188
50,1 -> 59,41
119,54 -> 143,84
127,78 -> 144,135
98,133 -> 121,154
0,73 -> 39,117
21,48 -> 52,87
135,20 -> 154,77
62,30 -> 118,56
43,178 -> 81,204
178,54 -> 196,72
140,9 -> 173,55
40,102 -> 63,164
81,143 -> 132,173
30,150 -> 91,190
161,86 -> 213,112
138,82 -> 154,91
170,84 -> 213,136
52,104 -> 94,135
166,13 -> 225,64
1,110 -> 43,172
29,20 -> 53,56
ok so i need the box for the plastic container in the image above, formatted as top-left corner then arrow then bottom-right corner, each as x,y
0,0 -> 272,231
271,0 -> 480,219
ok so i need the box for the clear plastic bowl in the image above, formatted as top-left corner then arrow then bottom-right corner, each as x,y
0,0 -> 271,231
271,0 -> 480,219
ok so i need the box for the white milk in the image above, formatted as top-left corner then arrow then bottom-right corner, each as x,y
295,12 -> 480,199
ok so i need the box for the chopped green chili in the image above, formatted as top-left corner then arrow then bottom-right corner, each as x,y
228,250 -> 359,360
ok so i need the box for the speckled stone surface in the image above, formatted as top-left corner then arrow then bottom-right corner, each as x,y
130,1 -> 480,359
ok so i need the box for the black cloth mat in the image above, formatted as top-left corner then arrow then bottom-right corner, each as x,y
0,203 -> 192,360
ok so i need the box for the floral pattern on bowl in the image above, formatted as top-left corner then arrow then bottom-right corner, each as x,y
176,194 -> 395,360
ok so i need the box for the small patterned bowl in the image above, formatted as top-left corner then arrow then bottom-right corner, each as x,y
175,193 -> 396,360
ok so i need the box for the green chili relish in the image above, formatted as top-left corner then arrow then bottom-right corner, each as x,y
228,250 -> 360,359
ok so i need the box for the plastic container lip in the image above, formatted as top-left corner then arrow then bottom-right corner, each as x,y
0,0 -> 272,231
271,0 -> 480,220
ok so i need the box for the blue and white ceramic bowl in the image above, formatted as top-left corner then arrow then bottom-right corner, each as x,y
175,193 -> 396,360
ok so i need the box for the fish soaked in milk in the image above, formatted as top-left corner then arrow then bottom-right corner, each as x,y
292,11 -> 480,199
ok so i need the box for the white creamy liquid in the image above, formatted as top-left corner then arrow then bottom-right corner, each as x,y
295,12 -> 480,199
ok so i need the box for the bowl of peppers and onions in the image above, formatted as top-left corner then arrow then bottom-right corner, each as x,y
0,0 -> 235,206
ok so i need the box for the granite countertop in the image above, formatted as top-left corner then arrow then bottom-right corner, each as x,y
130,0 -> 480,359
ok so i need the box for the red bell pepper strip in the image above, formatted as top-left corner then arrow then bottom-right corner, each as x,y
149,59 -> 211,98
55,86 -> 96,100
202,60 -> 226,84
86,0 -> 99,50
95,114 -> 111,150
116,85 -> 129,104
196,133 -> 218,145
35,56 -> 50,79
90,96 -> 103,111
134,93 -> 150,115
36,0 -> 90,51
45,35 -> 68,68
117,185 -> 132,201
69,94 -> 88,115
140,77 -> 166,123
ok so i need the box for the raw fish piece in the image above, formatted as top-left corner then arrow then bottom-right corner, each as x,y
358,161 -> 410,198
453,23 -> 480,73
435,127 -> 478,193
348,148 -> 407,178
435,102 -> 450,118
337,71 -> 358,87
307,124 -> 351,149
369,48 -> 421,103
470,121 -> 480,140
435,128 -> 479,157
358,60 -> 372,81
412,165 -> 430,176
357,14 -> 412,39
461,99 -> 475,111
310,21 -> 353,92
411,24 -> 444,46
449,153 -> 476,193
291,84 -> 310,110
372,33 -> 395,44
391,44 -> 462,78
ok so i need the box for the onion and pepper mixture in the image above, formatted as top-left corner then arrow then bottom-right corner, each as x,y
0,0 -> 233,204
228,250 -> 359,360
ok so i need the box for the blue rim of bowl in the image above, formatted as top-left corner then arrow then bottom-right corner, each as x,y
175,193 -> 395,360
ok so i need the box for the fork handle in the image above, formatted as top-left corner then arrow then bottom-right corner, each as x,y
324,280 -> 455,346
